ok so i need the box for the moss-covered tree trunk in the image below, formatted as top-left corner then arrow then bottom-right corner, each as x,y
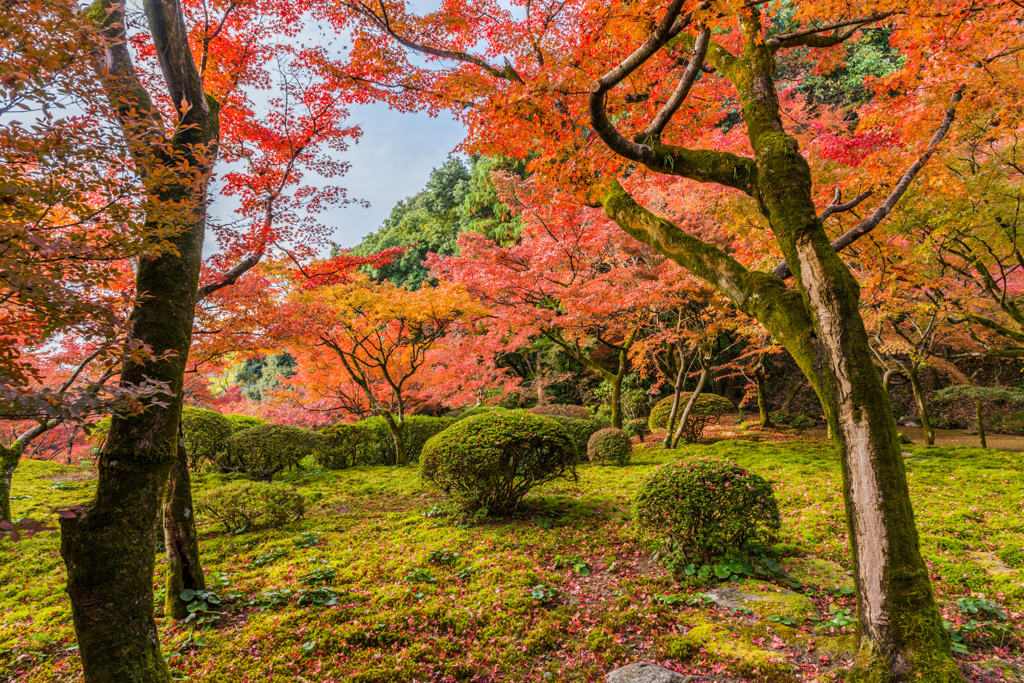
907,367 -> 935,446
1,442 -> 22,522
596,11 -> 958,679
59,0 -> 218,679
380,410 -> 408,465
754,353 -> 773,429
163,426 -> 206,620
975,395 -> 987,448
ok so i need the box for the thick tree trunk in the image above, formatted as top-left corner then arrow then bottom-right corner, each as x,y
163,426 -> 205,620
754,354 -> 773,428
908,367 -> 935,446
1,443 -> 21,522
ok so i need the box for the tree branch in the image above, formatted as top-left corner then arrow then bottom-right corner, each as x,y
766,12 -> 896,50
639,27 -> 710,140
144,0 -> 209,119
772,88 -> 962,279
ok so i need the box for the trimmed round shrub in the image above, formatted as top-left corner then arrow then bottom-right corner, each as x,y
181,407 -> 233,469
527,404 -> 591,420
648,393 -> 735,443
634,457 -> 781,564
623,418 -> 650,439
587,428 -> 632,466
355,415 -> 456,465
218,424 -> 325,480
225,414 -> 267,433
317,422 -> 374,469
195,481 -> 305,533
420,412 -> 578,515
536,414 -> 604,457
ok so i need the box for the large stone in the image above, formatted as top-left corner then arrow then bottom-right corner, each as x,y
606,662 -> 688,683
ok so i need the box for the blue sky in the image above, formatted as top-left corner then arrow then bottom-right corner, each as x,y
335,102 -> 467,248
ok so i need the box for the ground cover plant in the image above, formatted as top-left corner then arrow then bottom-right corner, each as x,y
3,434 -> 1023,682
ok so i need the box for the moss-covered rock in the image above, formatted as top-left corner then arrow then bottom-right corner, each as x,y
706,580 -> 816,621
782,557 -> 853,590
660,617 -> 797,682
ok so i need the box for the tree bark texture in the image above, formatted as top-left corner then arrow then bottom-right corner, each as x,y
60,0 -> 218,679
671,364 -> 707,447
597,11 -> 957,680
1,443 -> 21,522
163,428 -> 206,620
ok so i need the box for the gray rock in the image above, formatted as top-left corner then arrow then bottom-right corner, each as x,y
606,662 -> 688,683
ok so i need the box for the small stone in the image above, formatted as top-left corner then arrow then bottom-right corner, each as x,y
606,662 -> 688,683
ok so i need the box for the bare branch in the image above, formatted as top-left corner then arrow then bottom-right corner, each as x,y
196,248 -> 266,302
818,189 -> 873,222
767,12 -> 896,50
772,88 -> 962,280
639,27 -> 710,140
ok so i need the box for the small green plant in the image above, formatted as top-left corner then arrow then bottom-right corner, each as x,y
249,590 -> 294,611
292,531 -> 322,548
811,605 -> 857,633
295,587 -> 338,607
251,547 -> 289,567
531,584 -> 559,603
428,548 -> 460,566
553,554 -> 591,576
405,568 -> 437,583
179,589 -> 223,625
50,482 -> 77,491
767,614 -> 800,627
299,568 -> 337,585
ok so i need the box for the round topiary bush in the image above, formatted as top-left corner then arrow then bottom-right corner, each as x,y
420,412 -> 578,515
218,424 -> 325,480
527,404 -> 591,420
195,481 -> 305,533
634,457 -> 781,564
454,406 -> 509,421
317,422 -> 374,469
648,393 -> 735,443
623,418 -> 650,439
181,407 -> 233,469
224,414 -> 267,433
587,428 -> 632,466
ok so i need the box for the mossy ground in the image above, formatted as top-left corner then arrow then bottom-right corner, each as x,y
2,435 -> 1022,682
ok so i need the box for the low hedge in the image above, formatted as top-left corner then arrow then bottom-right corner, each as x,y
89,407 -> 233,470
224,414 -> 267,433
420,412 -> 578,515
217,424 -> 325,480
527,404 -> 591,420
536,414 -> 604,457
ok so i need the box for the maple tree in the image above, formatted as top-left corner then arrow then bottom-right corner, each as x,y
325,0 -> 1024,676
281,271 -> 483,463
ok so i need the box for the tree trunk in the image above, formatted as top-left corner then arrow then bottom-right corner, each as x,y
975,395 -> 987,449
163,424 -> 205,620
59,2 -> 217,673
908,367 -> 935,447
609,371 -> 623,429
882,369 -> 897,396
780,379 -> 806,415
671,364 -> 708,447
380,410 -> 407,465
754,354 -> 773,429
1,443 -> 21,522
663,349 -> 690,448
